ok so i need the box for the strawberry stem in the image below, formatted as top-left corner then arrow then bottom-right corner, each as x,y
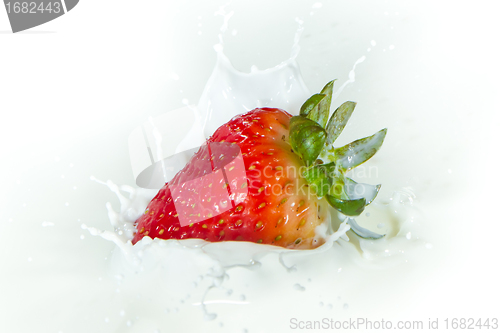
289,80 -> 387,239
343,177 -> 381,204
325,195 -> 367,216
301,162 -> 338,197
333,128 -> 388,172
289,116 -> 326,166
345,218 -> 385,239
316,80 -> 335,128
325,101 -> 356,145
299,93 -> 326,117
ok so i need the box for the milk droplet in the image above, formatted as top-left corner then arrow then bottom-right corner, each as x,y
204,313 -> 217,321
370,40 -> 377,46
293,283 -> 306,291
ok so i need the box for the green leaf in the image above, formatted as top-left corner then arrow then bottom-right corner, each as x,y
302,162 -> 337,197
319,80 -> 335,102
325,195 -> 366,216
325,101 -> 356,145
346,218 -> 385,239
300,94 -> 326,117
344,177 -> 381,204
308,80 -> 335,128
289,116 -> 327,166
329,176 -> 347,199
334,128 -> 387,171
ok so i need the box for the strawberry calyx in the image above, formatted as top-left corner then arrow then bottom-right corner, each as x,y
289,80 -> 388,239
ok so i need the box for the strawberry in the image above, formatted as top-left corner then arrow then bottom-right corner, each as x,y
132,81 -> 387,248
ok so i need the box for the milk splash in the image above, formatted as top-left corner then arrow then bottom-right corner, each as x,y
83,176 -> 352,320
84,6 -> 424,321
176,14 -> 310,154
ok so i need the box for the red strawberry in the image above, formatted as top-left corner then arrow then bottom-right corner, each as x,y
132,81 -> 388,248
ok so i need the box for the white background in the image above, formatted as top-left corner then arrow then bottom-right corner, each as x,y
1,1 -> 499,332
